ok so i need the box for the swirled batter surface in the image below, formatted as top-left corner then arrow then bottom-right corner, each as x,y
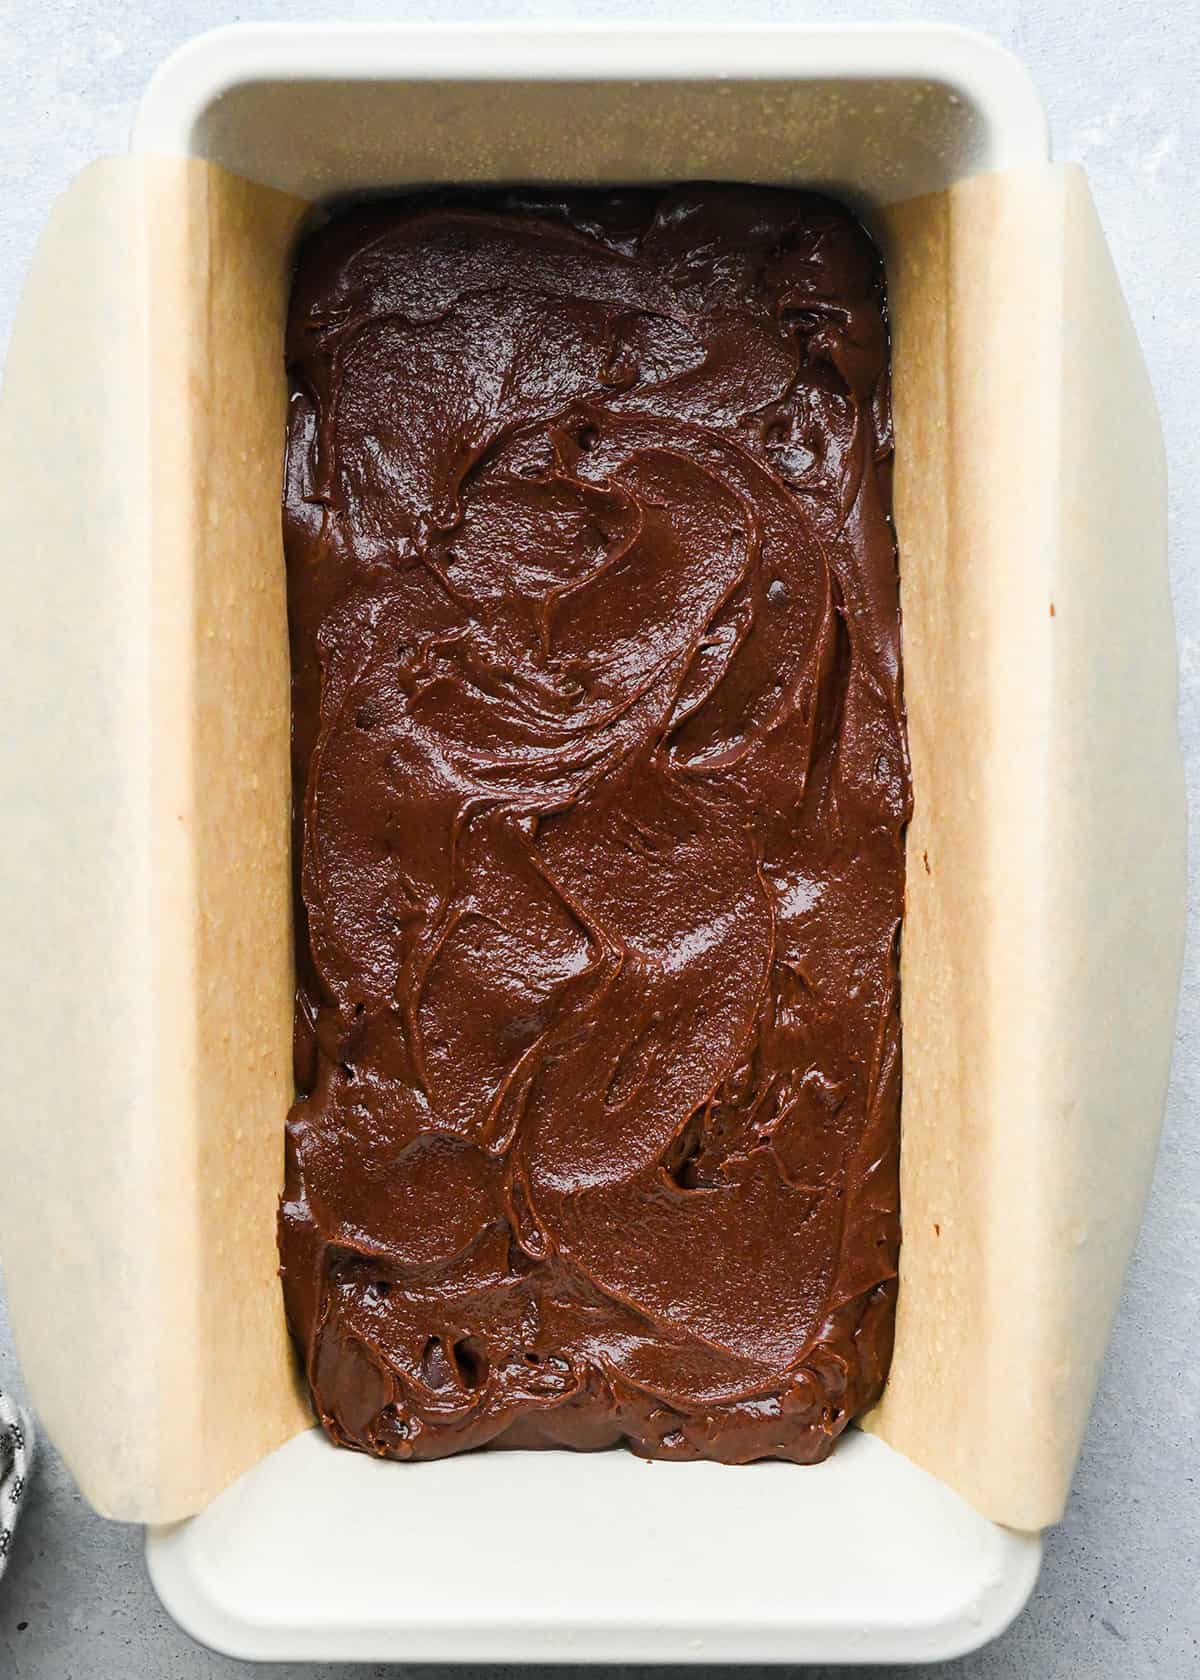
280,186 -> 909,1463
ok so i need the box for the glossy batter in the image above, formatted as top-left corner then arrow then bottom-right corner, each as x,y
279,186 -> 909,1463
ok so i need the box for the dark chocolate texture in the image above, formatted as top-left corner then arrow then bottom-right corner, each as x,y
279,186 -> 909,1463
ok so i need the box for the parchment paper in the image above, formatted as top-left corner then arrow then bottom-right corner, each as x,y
0,158 -> 1183,1528
0,159 -> 311,1523
867,168 -> 1184,1529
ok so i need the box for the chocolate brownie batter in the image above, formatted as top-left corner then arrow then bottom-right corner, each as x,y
279,186 -> 909,1463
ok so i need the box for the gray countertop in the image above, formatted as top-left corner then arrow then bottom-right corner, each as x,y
1,2 -> 1197,1676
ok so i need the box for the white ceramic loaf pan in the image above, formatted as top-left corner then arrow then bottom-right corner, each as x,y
0,19 -> 1184,1668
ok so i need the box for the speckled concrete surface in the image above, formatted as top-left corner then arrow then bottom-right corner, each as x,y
0,2 -> 1197,1675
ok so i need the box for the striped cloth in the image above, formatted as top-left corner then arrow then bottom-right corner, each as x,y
0,1384 -> 32,1579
